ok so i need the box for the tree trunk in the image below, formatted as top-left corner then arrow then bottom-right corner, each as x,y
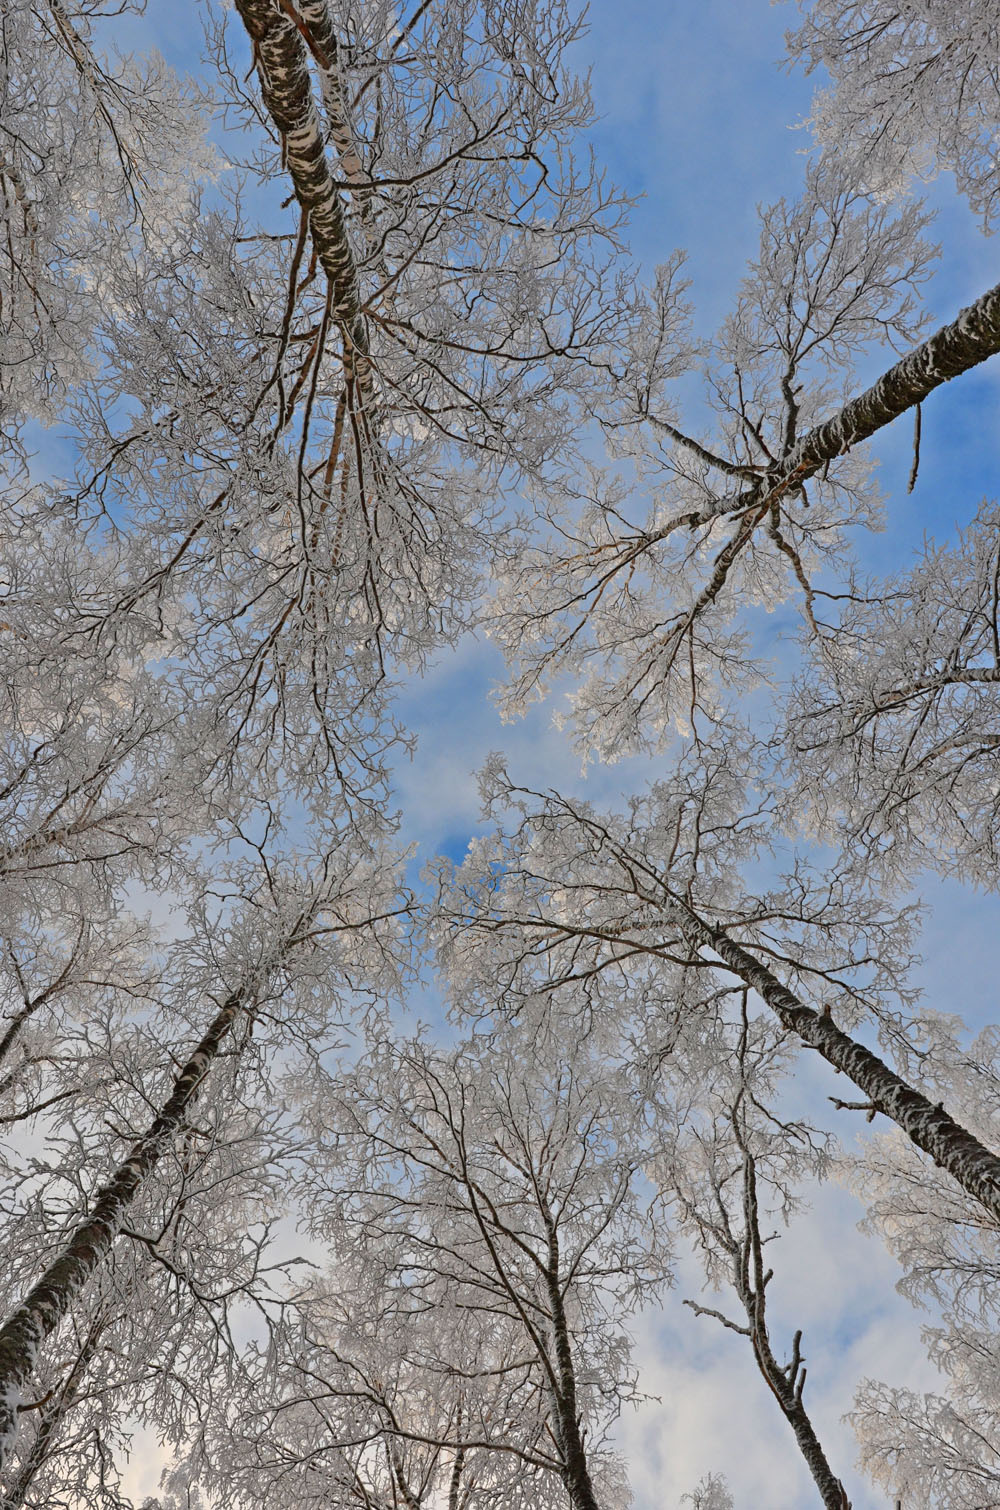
544,1237 -> 602,1510
738,1152 -> 850,1510
0,985 -> 250,1473
233,0 -> 373,399
0,1314 -> 105,1510
692,277 -> 1000,528
781,278 -> 1000,484
753,1330 -> 849,1510
678,900 -> 1000,1226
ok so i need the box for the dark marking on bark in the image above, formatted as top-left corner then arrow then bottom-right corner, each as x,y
678,902 -> 1000,1228
0,987 -> 249,1471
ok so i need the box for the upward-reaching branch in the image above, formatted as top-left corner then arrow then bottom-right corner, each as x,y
693,276 -> 1000,531
768,277 -> 1000,490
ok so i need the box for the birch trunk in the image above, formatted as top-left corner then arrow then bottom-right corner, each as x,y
544,1231 -> 602,1510
678,900 -> 1000,1226
782,277 -> 1000,483
693,277 -> 1000,527
0,984 -> 251,1472
233,0 -> 374,402
0,1314 -> 105,1510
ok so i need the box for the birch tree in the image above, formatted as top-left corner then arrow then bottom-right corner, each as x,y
0,829 -> 408,1471
432,750 -> 1000,1495
434,753 -> 973,1191
0,0 -> 637,1490
3,0 -> 1000,1503
286,1024 -> 668,1510
830,1017 -> 1000,1507
459,11 -> 1000,1495
652,1003 -> 850,1508
489,157 -> 1000,763
143,1015 -> 665,1510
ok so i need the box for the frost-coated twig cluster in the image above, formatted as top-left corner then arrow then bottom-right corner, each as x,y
0,1 -> 999,1506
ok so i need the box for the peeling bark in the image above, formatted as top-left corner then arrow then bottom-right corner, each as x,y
295,0 -> 367,187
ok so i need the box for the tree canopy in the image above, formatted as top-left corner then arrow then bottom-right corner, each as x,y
0,2 -> 999,1506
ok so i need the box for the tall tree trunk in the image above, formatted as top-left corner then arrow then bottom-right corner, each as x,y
677,898 -> 1000,1226
692,277 -> 1000,527
0,1312 -> 105,1510
780,278 -> 1000,484
544,1233 -> 602,1510
233,0 -> 374,403
0,984 -> 251,1472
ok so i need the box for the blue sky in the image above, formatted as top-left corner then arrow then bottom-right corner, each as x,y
395,0 -> 1000,859
72,2 -> 999,1503
388,5 -> 999,1504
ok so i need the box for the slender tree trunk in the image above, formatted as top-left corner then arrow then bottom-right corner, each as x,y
544,1235 -> 602,1510
767,1367 -> 848,1507
0,1313 -> 105,1510
737,1152 -> 850,1510
781,278 -> 1000,484
677,899 -> 1000,1225
233,0 -> 373,398
693,277 -> 1000,527
447,1445 -> 465,1510
0,985 -> 251,1472
447,1404 -> 465,1510
751,1326 -> 849,1510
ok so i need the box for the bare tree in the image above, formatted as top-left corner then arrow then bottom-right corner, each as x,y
436,757 -> 1000,1203
657,1001 -> 850,1507
0,0 -> 628,1487
2,0 -> 1000,1503
270,1022 -> 672,1510
490,157 -> 1000,763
